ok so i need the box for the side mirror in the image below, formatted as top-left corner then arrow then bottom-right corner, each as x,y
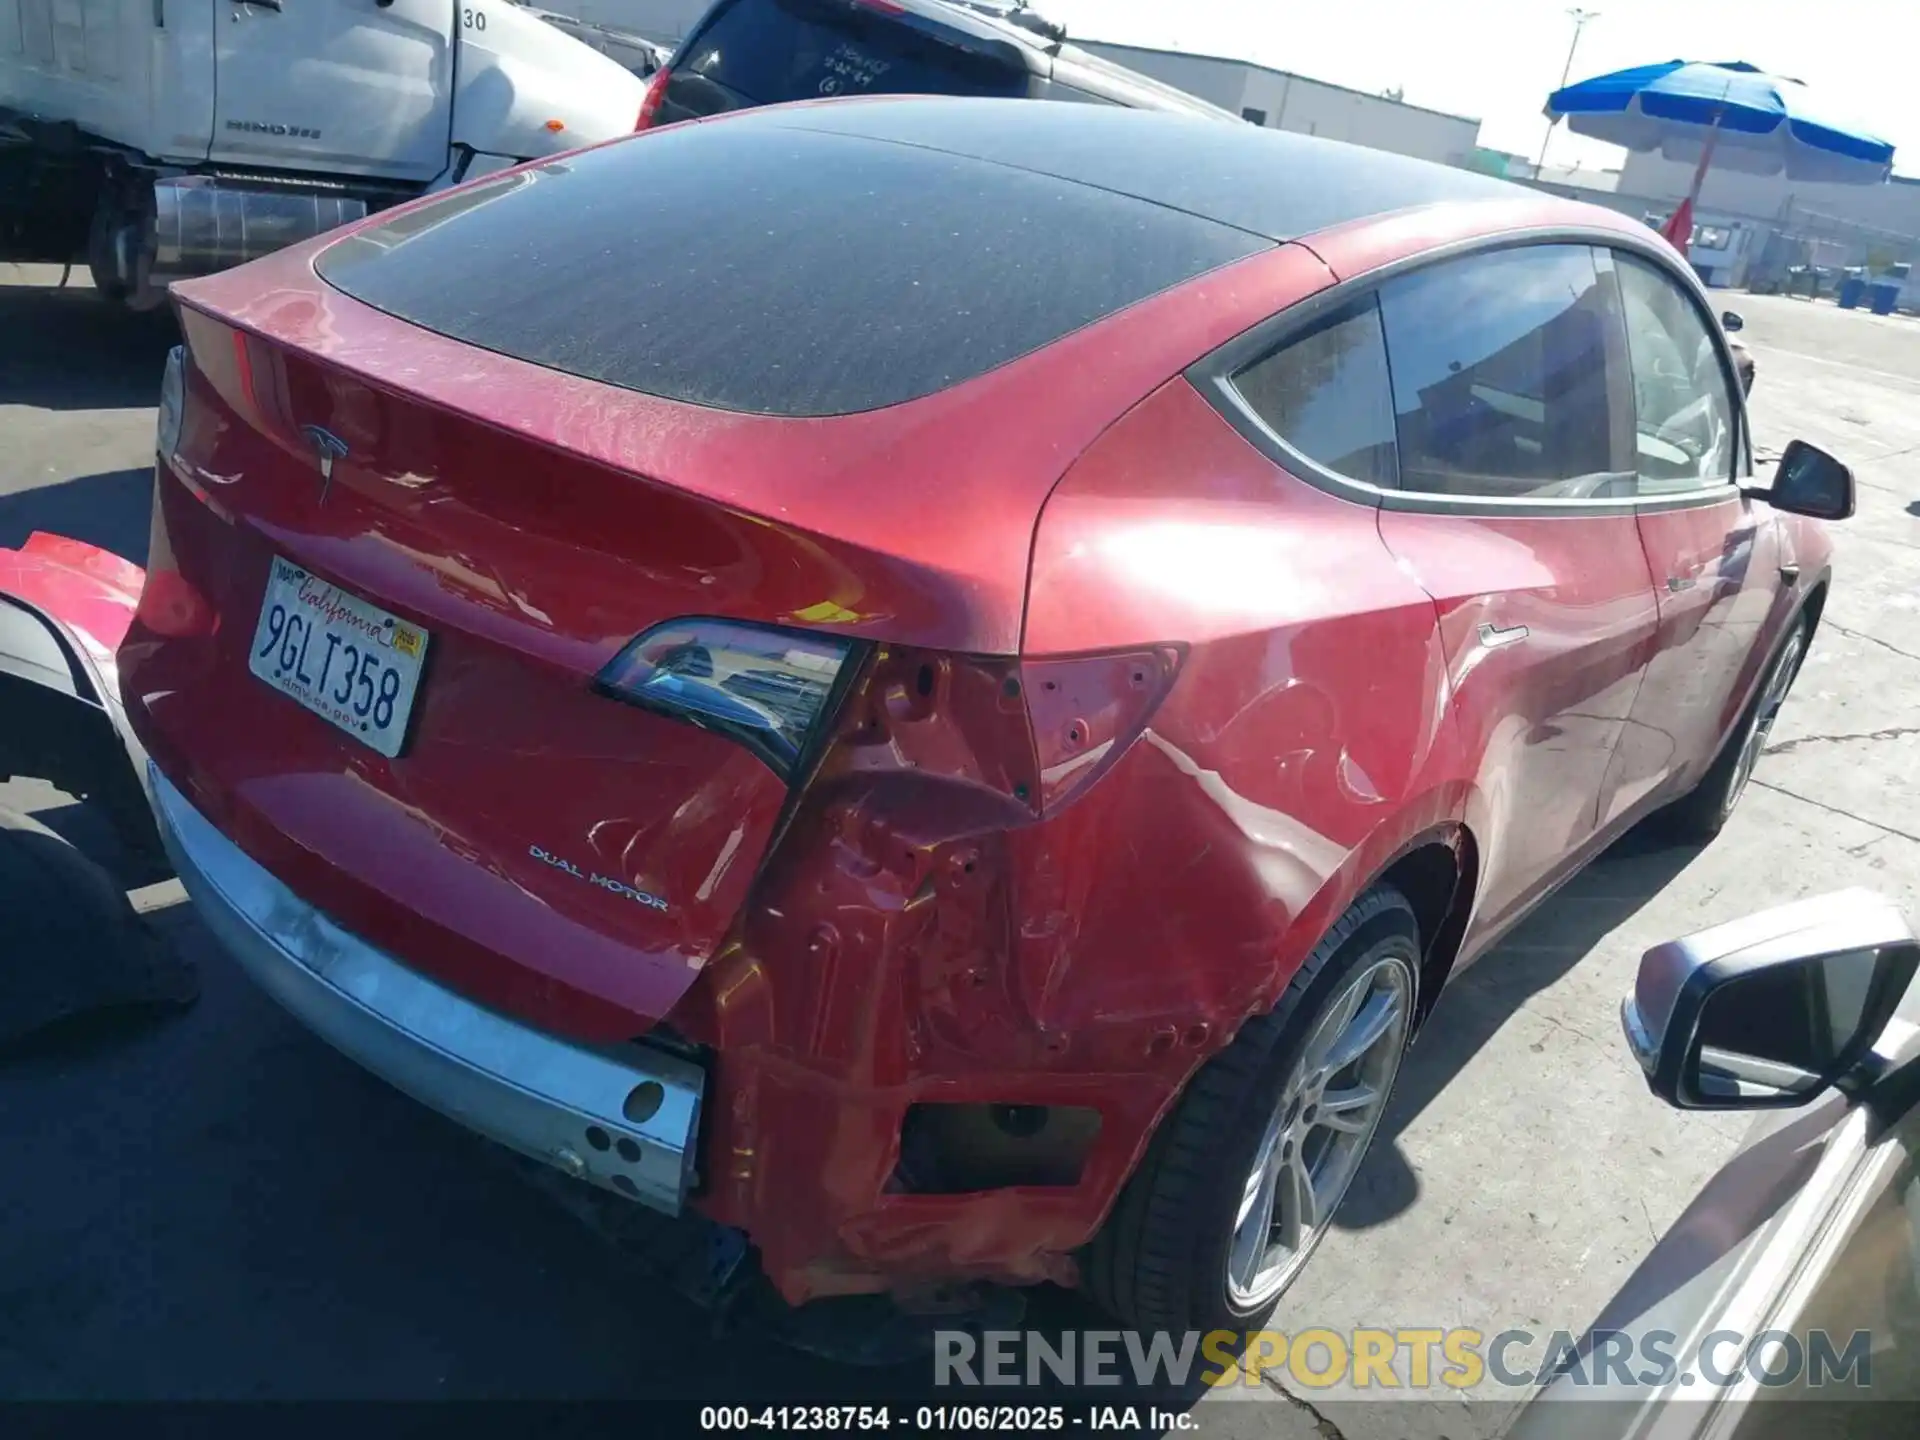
1751,438 -> 1855,521
1721,310 -> 1745,333
1624,891 -> 1920,1110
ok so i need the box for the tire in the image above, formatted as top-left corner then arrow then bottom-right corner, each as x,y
0,804 -> 196,1049
86,201 -> 130,304
86,254 -> 129,304
1658,615 -> 1811,843
1084,885 -> 1420,1334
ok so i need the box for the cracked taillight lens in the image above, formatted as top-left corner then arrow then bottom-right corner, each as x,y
595,619 -> 862,780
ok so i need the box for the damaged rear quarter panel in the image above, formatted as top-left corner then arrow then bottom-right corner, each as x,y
672,379 -> 1470,1303
1012,376 -> 1470,1206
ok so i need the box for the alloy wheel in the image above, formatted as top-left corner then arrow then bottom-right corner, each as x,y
1725,626 -> 1807,818
1224,955 -> 1413,1310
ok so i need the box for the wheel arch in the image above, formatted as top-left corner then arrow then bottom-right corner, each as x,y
1248,810 -> 1480,1039
1374,827 -> 1479,1033
1717,566 -> 1831,742
1800,573 -> 1831,633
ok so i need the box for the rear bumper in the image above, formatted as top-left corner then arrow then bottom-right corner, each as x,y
151,764 -> 705,1213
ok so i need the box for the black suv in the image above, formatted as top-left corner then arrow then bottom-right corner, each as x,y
636,0 -> 1234,129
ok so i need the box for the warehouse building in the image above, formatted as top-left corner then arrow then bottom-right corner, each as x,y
1617,152 -> 1919,231
1617,151 -> 1920,252
1073,41 -> 1481,169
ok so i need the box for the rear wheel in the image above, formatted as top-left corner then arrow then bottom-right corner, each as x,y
1659,616 -> 1810,842
1084,886 -> 1419,1333
85,200 -> 130,304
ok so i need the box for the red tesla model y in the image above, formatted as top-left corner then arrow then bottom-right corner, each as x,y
123,96 -> 1852,1332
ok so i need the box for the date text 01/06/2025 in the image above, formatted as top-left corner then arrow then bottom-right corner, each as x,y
697,1407 -> 1198,1432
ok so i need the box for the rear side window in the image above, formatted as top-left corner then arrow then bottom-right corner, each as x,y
1229,298 -> 1398,488
1613,252 -> 1738,494
315,118 -> 1266,417
1377,244 -> 1634,500
673,0 -> 1027,113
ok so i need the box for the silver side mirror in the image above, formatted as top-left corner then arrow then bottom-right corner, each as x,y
1623,890 -> 1920,1111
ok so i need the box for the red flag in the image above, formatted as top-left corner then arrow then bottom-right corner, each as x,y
1660,196 -> 1695,252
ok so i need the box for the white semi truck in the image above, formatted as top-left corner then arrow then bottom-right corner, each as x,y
0,0 -> 648,308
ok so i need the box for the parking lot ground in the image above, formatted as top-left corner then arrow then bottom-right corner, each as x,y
3,267 -> 1918,1438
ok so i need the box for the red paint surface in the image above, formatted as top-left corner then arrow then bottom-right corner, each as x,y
1622,497 -> 1785,800
109,164 -> 1831,1304
0,532 -> 146,668
1376,507 -> 1661,943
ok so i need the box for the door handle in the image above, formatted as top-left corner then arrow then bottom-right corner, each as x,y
1478,622 -> 1530,650
1666,575 -> 1697,593
236,0 -> 282,10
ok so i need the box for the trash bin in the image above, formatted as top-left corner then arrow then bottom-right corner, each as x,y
1839,277 -> 1867,309
1869,282 -> 1899,316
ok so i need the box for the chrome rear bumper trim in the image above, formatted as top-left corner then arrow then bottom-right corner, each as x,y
151,765 -> 702,1212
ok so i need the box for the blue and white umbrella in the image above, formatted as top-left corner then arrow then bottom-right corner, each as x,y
1547,60 -> 1895,185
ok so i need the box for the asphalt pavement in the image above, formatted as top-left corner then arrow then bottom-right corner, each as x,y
3,263 -> 1918,1438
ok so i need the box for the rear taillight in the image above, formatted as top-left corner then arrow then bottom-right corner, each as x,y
823,644 -> 1185,819
598,619 -> 1184,814
157,344 -> 186,462
636,66 -> 672,130
596,619 -> 863,780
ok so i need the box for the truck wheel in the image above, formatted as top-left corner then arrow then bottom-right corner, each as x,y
87,257 -> 128,304
1659,615 -> 1810,843
86,203 -> 130,303
1084,886 -> 1419,1334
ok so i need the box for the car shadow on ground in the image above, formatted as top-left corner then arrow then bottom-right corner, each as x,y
0,280 -> 176,412
0,467 -> 154,565
1336,825 -> 1702,1230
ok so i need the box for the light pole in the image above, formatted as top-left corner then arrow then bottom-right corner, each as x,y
1537,8 -> 1600,174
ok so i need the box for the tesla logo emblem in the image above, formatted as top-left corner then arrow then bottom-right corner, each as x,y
301,424 -> 349,505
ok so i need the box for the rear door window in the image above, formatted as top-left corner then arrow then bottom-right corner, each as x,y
1377,244 -> 1635,500
671,0 -> 1027,117
1228,297 -> 1399,488
1613,252 -> 1739,495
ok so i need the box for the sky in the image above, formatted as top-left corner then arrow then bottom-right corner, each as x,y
1039,0 -> 1915,177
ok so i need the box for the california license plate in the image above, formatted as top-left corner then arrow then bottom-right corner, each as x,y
247,557 -> 430,759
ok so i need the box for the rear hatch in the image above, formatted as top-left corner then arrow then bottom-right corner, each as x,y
653,0 -> 1030,125
139,321 -> 816,1043
128,106 -> 1267,1043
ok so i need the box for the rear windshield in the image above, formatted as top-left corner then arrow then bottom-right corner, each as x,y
314,115 -> 1267,418
680,0 -> 1027,105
